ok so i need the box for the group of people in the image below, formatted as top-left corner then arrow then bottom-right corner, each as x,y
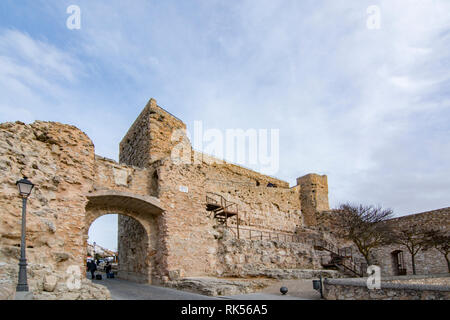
86,259 -> 112,279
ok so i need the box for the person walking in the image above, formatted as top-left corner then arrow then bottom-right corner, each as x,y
87,260 -> 97,279
105,261 -> 112,278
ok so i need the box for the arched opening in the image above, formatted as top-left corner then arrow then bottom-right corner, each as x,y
88,213 -> 150,283
391,250 -> 407,276
83,191 -> 164,284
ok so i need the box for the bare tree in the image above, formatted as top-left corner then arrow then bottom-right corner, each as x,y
425,229 -> 450,273
334,203 -> 394,265
391,224 -> 430,275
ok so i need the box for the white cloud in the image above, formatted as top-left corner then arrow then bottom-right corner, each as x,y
0,29 -> 86,122
1,0 -> 449,222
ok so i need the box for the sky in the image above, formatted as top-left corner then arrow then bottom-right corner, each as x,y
1,1 -> 449,250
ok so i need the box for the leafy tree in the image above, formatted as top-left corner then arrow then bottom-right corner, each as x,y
334,203 -> 394,265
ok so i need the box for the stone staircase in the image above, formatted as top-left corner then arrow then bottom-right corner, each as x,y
313,239 -> 367,277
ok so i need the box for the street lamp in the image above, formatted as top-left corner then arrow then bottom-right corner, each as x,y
15,176 -> 34,292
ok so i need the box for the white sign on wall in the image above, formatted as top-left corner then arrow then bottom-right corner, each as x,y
179,186 -> 188,193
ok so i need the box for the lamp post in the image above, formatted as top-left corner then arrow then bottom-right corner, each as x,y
15,177 -> 34,292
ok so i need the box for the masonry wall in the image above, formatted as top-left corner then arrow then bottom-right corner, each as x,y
0,121 -> 95,273
216,229 -> 322,277
117,100 -> 315,280
0,121 -> 111,299
316,208 -> 450,276
297,174 -> 329,226
117,100 -> 338,281
117,215 -> 150,283
323,276 -> 450,300
202,157 -> 302,232
373,208 -> 450,276
0,120 -> 163,298
119,98 -> 186,167
94,156 -> 150,196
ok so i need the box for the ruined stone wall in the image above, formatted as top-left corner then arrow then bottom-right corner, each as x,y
117,215 -> 150,283
216,230 -> 322,277
0,120 -> 164,298
153,158 -> 218,280
119,102 -> 152,167
387,207 -> 450,230
0,121 -> 95,272
119,98 -> 186,167
94,156 -> 150,196
0,121 -> 111,298
373,208 -> 450,276
296,174 -> 329,226
117,101 -> 313,281
316,208 -> 450,276
205,182 -> 302,233
196,151 -> 289,188
144,155 -> 310,281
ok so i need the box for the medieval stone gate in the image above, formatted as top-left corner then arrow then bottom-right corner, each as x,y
1,97 -> 447,300
84,190 -> 163,283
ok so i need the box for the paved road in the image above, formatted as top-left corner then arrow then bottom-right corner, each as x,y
259,279 -> 322,299
92,276 -> 219,300
222,279 -> 321,300
90,274 -> 317,300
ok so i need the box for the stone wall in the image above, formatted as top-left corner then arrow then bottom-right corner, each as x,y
323,275 -> 450,300
195,150 -> 289,188
296,174 -> 329,226
0,121 -> 95,276
120,98 -> 186,167
0,281 -> 15,300
116,100 -> 320,281
204,171 -> 302,233
94,156 -> 150,196
119,101 -> 152,167
117,215 -> 150,283
316,207 -> 450,276
216,230 -> 322,277
0,120 -> 162,298
373,208 -> 450,276
153,158 -> 218,280
4,98 -> 447,300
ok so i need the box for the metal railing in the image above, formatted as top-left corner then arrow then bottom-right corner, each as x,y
223,225 -> 367,277
315,239 -> 367,277
206,192 -> 238,215
224,225 -> 306,243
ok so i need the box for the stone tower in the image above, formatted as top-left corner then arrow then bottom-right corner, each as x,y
297,173 -> 330,226
119,98 -> 186,168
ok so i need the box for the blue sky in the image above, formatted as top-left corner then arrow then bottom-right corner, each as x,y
1,1 -> 449,250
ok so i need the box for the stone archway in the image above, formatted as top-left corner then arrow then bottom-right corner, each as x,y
84,190 -> 164,283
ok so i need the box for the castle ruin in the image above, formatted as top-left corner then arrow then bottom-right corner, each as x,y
0,98 -> 448,299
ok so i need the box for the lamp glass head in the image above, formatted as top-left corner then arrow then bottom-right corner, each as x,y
16,177 -> 34,198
